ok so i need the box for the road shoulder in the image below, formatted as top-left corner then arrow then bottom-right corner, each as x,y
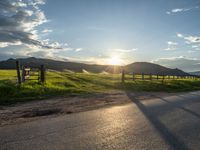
0,90 -> 180,126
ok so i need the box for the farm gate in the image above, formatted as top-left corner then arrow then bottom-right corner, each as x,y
16,60 -> 45,85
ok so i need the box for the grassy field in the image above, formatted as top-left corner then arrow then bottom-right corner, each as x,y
1,69 -> 200,105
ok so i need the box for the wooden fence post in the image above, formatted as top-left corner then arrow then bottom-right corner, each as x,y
161,75 -> 165,84
133,72 -> 135,81
122,69 -> 125,83
157,74 -> 159,80
121,69 -> 125,83
16,60 -> 21,85
21,66 -> 25,82
150,73 -> 152,80
40,65 -> 45,83
142,73 -> 144,80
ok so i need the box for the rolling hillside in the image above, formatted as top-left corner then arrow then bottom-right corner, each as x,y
0,57 -> 190,75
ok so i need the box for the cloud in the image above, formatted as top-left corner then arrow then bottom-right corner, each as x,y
188,50 -> 196,53
166,6 -> 199,14
191,45 -> 200,50
192,45 -> 199,48
177,33 -> 200,50
75,48 -> 83,52
177,33 -> 200,45
165,41 -> 178,51
111,48 -> 138,53
152,56 -> 200,72
184,36 -> 200,44
0,41 -> 22,48
42,29 -> 53,33
177,33 -> 183,38
0,0 -> 65,50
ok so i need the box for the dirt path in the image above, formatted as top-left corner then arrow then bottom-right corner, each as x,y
0,90 -> 177,126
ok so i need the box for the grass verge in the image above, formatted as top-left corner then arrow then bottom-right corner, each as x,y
1,70 -> 200,105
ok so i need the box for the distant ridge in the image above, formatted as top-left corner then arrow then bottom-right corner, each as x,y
125,62 -> 189,76
189,71 -> 200,76
0,57 -> 190,75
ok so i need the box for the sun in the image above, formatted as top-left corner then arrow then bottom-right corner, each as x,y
107,56 -> 123,65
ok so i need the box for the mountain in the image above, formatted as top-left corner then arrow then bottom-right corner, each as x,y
0,57 -> 190,75
125,62 -> 190,76
189,71 -> 200,76
0,57 -> 119,73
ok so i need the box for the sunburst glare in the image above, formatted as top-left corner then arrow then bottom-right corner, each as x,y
107,56 -> 123,65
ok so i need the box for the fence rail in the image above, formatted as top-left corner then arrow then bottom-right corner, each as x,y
121,71 -> 199,83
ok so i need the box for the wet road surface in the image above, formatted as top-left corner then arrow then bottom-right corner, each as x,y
0,91 -> 200,150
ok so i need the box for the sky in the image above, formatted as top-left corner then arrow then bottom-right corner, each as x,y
0,0 -> 200,71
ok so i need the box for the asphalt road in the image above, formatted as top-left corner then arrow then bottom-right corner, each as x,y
0,91 -> 200,150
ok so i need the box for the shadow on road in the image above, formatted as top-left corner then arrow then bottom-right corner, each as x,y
157,96 -> 200,119
126,92 -> 191,150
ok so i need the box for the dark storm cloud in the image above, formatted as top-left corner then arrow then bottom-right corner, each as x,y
0,0 -> 61,49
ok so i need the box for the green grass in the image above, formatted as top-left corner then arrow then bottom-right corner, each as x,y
1,69 -> 200,105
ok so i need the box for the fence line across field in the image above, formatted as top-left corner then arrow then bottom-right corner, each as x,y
121,71 -> 199,83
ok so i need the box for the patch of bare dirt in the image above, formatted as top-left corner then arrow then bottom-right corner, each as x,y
0,90 -> 176,126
